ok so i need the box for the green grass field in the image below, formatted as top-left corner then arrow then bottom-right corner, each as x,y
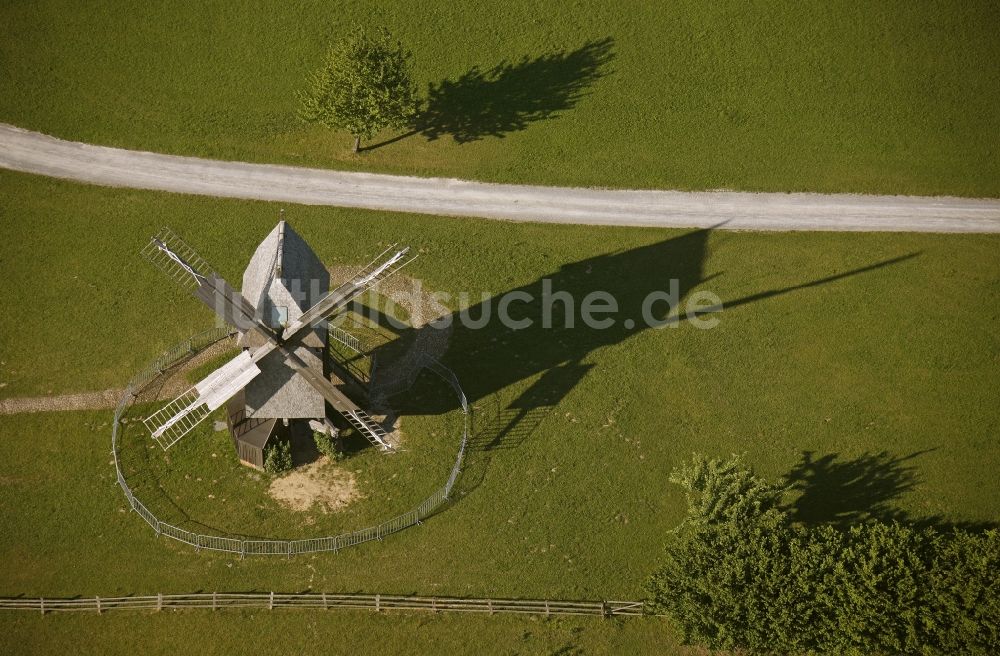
2,1 -> 998,196
0,611 -> 688,656
119,375 -> 464,540
1,172 -> 998,652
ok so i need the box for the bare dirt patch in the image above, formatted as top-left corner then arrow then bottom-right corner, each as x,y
267,457 -> 361,512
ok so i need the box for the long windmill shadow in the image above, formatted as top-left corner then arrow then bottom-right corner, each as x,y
371,229 -> 918,477
430,227 -> 712,436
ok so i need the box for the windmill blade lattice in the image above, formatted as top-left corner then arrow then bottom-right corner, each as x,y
142,227 -> 217,290
143,227 -> 264,334
282,244 -> 416,341
143,351 -> 262,449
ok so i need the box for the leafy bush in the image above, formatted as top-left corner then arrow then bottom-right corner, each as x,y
668,452 -> 785,527
263,438 -> 292,474
923,530 -> 1000,652
647,453 -> 1000,655
313,430 -> 343,461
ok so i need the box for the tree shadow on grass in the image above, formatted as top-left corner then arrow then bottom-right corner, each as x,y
418,37 -> 614,143
364,37 -> 615,150
784,450 -> 931,526
783,450 -> 998,532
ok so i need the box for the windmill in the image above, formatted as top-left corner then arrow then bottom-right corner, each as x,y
139,220 -> 415,468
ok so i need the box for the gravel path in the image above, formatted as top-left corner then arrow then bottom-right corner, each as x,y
0,338 -> 235,415
2,123 -> 999,233
0,389 -> 124,415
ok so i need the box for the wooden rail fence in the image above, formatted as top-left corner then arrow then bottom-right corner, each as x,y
0,593 -> 645,618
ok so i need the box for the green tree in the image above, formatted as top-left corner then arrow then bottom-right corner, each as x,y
299,27 -> 419,153
647,453 -> 1000,655
668,452 -> 785,527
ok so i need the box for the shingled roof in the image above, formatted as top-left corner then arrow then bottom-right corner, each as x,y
239,221 -> 330,419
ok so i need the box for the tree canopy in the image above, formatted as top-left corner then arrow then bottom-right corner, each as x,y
648,453 -> 1000,654
299,27 -> 419,152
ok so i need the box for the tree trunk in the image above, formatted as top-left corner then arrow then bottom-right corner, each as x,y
353,135 -> 361,153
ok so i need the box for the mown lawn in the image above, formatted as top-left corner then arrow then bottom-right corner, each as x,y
0,172 -> 998,651
118,372 -> 464,540
0,611 -> 689,656
1,1 -> 998,196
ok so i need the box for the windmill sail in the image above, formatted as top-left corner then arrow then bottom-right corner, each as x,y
143,227 -> 266,335
282,245 -> 414,341
192,274 -> 260,333
143,352 -> 261,449
281,351 -> 393,451
143,225 -> 403,455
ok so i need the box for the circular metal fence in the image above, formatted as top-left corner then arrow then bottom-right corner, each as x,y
111,327 -> 468,556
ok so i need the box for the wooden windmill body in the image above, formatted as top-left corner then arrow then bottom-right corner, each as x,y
140,220 -> 413,468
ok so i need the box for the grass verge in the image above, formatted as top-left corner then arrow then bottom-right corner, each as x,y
1,1 -> 998,196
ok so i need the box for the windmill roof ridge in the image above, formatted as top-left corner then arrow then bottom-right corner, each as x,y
242,220 -> 330,316
239,219 -> 329,418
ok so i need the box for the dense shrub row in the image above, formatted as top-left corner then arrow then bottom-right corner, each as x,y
647,455 -> 999,655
